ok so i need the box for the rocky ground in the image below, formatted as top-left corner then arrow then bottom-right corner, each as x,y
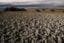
0,10 -> 64,43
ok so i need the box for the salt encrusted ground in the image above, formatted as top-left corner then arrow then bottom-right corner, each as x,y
0,9 -> 64,43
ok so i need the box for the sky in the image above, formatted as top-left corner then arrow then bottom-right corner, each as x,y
0,0 -> 43,2
0,0 -> 64,5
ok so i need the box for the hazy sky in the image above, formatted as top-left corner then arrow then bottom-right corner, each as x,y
0,0 -> 63,2
0,0 -> 43,2
0,0 -> 64,4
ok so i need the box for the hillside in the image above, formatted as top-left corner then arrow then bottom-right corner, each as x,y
0,9 -> 64,43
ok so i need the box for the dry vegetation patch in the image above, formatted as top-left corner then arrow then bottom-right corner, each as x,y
0,9 -> 64,43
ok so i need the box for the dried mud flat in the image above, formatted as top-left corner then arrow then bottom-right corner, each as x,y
0,9 -> 64,43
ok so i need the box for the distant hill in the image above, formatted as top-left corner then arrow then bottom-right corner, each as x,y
0,2 -> 64,11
